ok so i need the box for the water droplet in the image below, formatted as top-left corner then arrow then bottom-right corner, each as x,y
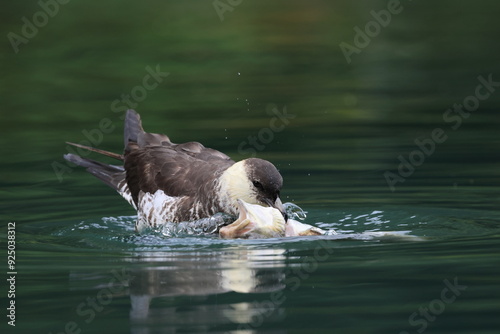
283,202 -> 307,220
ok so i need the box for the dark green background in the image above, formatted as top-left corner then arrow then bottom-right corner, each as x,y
1,1 -> 499,333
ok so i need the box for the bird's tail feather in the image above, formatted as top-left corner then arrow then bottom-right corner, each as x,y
64,110 -> 144,193
65,142 -> 123,160
64,153 -> 125,191
63,111 -> 147,205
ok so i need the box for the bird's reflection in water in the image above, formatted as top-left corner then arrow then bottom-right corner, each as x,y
124,246 -> 288,333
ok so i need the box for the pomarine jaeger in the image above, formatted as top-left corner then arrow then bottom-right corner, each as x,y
64,110 -> 287,232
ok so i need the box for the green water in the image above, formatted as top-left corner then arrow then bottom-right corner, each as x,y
2,1 -> 500,333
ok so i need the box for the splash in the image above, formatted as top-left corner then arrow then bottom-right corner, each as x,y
284,202 -> 307,221
159,213 -> 235,237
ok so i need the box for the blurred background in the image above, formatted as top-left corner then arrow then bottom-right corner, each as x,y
1,1 -> 500,333
2,0 -> 500,221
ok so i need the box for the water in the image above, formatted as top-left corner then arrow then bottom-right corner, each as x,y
2,0 -> 500,333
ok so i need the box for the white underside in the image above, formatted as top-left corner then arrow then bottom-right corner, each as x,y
118,185 -> 184,232
136,190 -> 184,232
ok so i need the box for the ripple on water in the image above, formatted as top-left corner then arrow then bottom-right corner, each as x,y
47,203 -> 500,252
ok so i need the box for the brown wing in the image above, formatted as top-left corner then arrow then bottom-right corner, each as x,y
123,111 -> 235,205
125,145 -> 234,206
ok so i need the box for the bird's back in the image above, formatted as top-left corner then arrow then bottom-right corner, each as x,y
123,110 -> 235,206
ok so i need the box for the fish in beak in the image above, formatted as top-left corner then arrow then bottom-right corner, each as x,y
219,199 -> 325,239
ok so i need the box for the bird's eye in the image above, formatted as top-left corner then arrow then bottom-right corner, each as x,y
252,181 -> 263,190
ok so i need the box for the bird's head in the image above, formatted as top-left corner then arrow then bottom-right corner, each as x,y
219,158 -> 287,221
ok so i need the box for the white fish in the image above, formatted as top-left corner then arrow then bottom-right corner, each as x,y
219,199 -> 327,239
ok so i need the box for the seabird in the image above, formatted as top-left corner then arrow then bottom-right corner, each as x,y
64,109 -> 287,232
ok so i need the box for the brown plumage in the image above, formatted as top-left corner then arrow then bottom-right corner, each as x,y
64,110 -> 286,232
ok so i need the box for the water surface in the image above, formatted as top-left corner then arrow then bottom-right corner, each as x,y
1,1 -> 500,333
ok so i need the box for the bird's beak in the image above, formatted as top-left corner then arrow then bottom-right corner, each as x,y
263,197 -> 288,222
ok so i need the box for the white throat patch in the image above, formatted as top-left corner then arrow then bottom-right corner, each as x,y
217,160 -> 258,214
